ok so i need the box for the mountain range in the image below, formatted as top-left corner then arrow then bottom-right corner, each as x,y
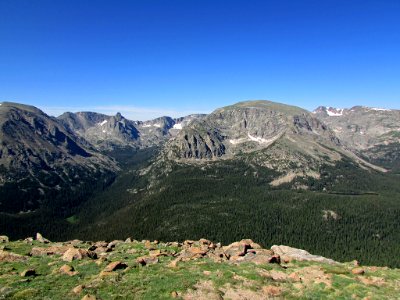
1,100 -> 399,267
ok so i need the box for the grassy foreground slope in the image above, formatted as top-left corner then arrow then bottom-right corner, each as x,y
0,237 -> 399,299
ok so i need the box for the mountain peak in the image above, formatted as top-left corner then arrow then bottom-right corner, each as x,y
313,106 -> 344,116
220,100 -> 308,116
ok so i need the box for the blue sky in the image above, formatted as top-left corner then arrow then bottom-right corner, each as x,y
1,0 -> 399,120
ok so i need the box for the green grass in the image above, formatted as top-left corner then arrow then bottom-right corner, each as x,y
1,240 -> 400,299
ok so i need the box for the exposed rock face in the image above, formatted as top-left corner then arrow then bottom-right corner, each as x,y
158,100 -> 384,186
271,245 -> 338,264
165,101 -> 342,162
59,111 -> 139,150
58,112 -> 206,150
0,102 -> 118,213
313,105 -> 400,170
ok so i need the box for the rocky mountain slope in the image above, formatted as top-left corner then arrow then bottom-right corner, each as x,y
0,102 -> 117,213
313,106 -> 400,171
158,101 -> 385,188
58,112 -> 206,150
0,235 -> 399,299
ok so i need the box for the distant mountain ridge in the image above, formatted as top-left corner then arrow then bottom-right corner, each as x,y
313,105 -> 400,171
58,111 -> 206,150
1,100 -> 399,211
0,102 -> 117,213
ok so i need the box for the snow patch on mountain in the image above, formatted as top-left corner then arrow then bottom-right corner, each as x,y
173,123 -> 182,130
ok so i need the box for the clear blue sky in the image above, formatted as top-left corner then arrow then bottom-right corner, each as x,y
1,0 -> 399,120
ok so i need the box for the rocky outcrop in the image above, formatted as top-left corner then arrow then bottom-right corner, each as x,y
62,248 -> 97,262
0,250 -> 27,262
271,245 -> 338,264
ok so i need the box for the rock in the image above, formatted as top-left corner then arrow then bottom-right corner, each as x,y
144,240 -> 156,250
125,237 -> 132,243
107,240 -> 123,249
136,256 -> 158,266
30,245 -> 70,256
81,295 -> 97,300
168,258 -> 181,268
233,249 -> 278,265
352,267 -> 365,275
223,240 -> 251,259
36,233 -> 50,243
351,260 -> 360,267
188,247 -> 208,255
171,291 -> 179,298
0,235 -> 9,243
72,285 -> 84,294
103,261 -> 128,272
0,250 -> 27,262
20,269 -> 36,277
93,241 -> 108,248
62,248 -> 97,262
288,272 -> 301,282
167,242 -> 180,247
23,237 -> 34,244
59,264 -> 77,276
271,245 -> 338,264
93,247 -> 111,255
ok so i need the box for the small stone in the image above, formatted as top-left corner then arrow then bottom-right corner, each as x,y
136,256 -> 158,266
203,270 -> 211,276
72,285 -> 84,294
23,237 -> 34,244
20,269 -> 36,277
60,264 -> 77,276
81,295 -> 97,300
36,233 -> 50,243
352,267 -> 365,275
0,236 -> 9,243
352,260 -> 360,267
289,272 -> 301,282
144,240 -> 156,250
171,291 -> 179,298
107,240 -> 123,249
103,261 -> 128,272
125,237 -> 132,243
